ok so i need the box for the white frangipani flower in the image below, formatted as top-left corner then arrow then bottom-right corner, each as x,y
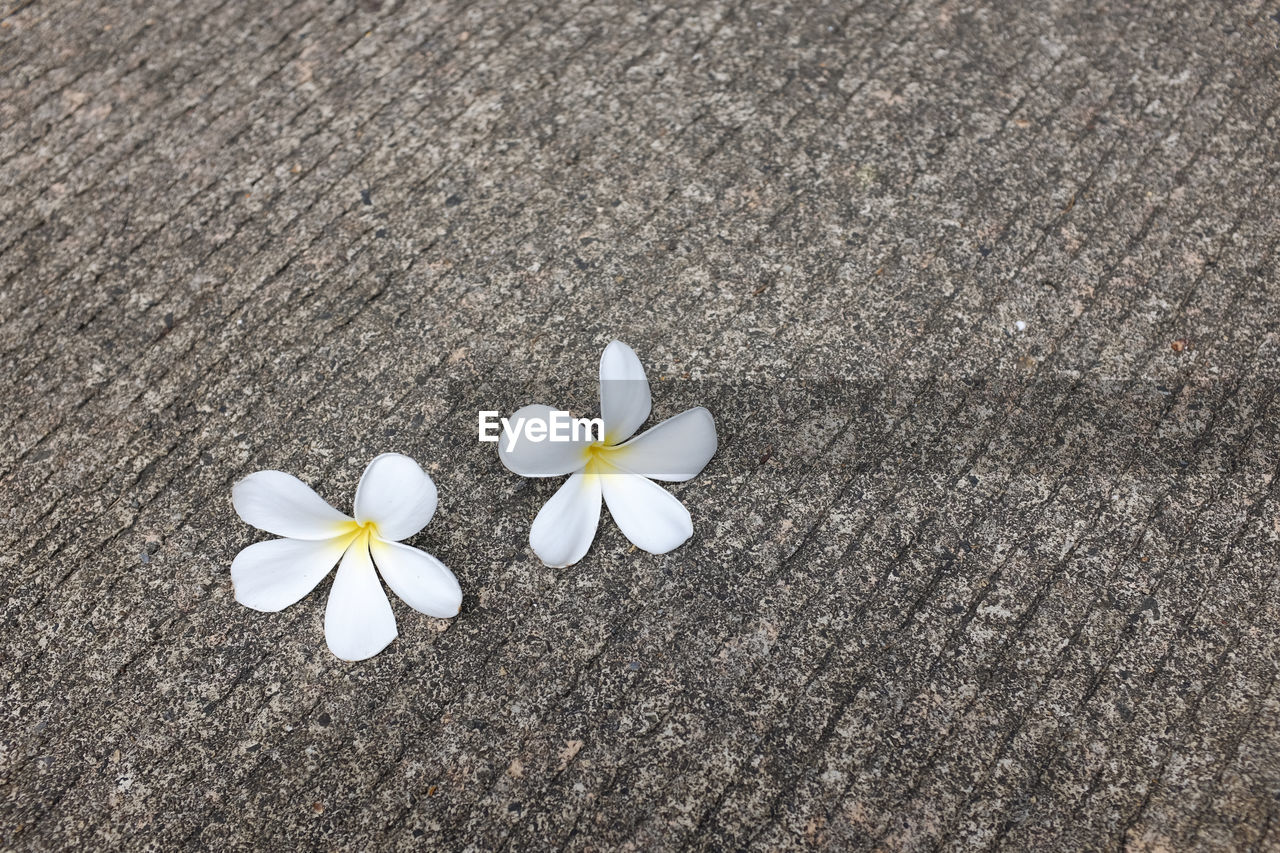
230,453 -> 462,661
499,341 -> 717,567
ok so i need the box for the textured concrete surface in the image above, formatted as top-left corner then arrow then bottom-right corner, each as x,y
2,0 -> 1280,849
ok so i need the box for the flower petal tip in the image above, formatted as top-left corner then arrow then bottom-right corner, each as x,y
328,636 -> 397,662
535,554 -> 578,569
232,590 -> 278,614
638,528 -> 693,555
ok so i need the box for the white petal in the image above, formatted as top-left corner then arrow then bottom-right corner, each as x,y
231,536 -> 351,612
599,340 -> 651,444
369,538 -> 462,618
324,538 -> 397,661
498,404 -> 593,478
609,407 -> 717,482
353,453 -> 438,542
530,470 -> 602,567
232,470 -> 353,540
600,471 -> 693,555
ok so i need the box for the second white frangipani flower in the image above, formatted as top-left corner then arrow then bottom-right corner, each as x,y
230,453 -> 462,661
499,341 -> 717,567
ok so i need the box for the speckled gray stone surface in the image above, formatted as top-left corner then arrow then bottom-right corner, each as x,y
2,0 -> 1280,849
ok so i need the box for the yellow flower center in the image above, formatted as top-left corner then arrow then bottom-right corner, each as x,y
584,440 -> 614,475
336,519 -> 379,542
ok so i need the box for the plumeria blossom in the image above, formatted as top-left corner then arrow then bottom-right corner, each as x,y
499,341 -> 717,566
230,453 -> 462,661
